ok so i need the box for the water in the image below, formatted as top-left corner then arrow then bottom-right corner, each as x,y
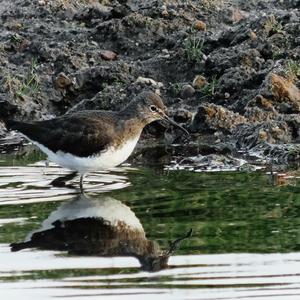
1,152 -> 300,299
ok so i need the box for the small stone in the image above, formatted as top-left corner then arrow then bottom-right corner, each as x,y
258,129 -> 268,141
162,10 -> 169,17
224,92 -> 230,99
194,20 -> 206,31
181,84 -> 195,99
55,72 -> 73,89
172,109 -> 193,123
100,50 -> 117,61
91,41 -> 98,47
13,22 -> 23,30
192,75 -> 208,89
64,7 -> 76,19
136,77 -> 164,88
249,30 -> 257,40
38,0 -> 46,5
278,102 -> 291,113
231,8 -> 245,23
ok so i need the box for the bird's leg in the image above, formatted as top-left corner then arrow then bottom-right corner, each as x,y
79,174 -> 85,193
51,171 -> 78,187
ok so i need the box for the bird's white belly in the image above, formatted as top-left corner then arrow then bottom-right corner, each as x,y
30,137 -> 140,174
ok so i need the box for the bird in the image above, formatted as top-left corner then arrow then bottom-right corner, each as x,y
5,91 -> 188,191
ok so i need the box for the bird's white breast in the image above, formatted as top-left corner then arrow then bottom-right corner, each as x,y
30,136 -> 140,174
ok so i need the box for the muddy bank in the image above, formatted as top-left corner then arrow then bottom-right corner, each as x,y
0,0 -> 299,165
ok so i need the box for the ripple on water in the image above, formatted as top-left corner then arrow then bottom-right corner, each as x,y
1,159 -> 300,300
0,161 -> 132,205
2,249 -> 300,299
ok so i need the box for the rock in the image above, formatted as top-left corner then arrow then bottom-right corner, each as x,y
74,5 -> 112,24
192,75 -> 208,89
111,5 -> 130,18
54,72 -> 73,89
217,66 -> 257,95
270,73 -> 300,106
244,94 -> 278,122
194,20 -> 206,31
166,153 -> 256,172
252,95 -> 275,111
135,77 -> 164,88
180,84 -> 195,99
161,10 -> 169,17
191,103 -> 247,133
206,47 -> 263,76
68,86 -> 128,113
245,107 -> 278,123
249,30 -> 257,40
172,108 -> 193,123
100,50 -> 117,61
234,121 -> 293,150
250,143 -> 300,164
283,114 -> 300,142
231,9 -> 247,23
224,92 -> 230,99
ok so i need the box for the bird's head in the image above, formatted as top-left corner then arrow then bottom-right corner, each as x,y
132,91 -> 189,135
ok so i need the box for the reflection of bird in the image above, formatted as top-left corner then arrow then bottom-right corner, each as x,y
10,193 -> 192,272
5,91 -> 188,191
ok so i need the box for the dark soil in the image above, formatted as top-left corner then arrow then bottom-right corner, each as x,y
0,0 -> 300,167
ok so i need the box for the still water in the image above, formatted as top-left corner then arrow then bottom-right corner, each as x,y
1,152 -> 300,299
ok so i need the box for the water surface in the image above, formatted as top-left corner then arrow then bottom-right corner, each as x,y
1,152 -> 300,299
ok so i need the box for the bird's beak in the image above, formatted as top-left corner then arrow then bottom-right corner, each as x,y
159,110 -> 189,135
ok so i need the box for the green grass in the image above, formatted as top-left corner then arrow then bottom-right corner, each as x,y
284,59 -> 300,82
170,83 -> 182,96
264,15 -> 283,35
10,34 -> 23,44
200,75 -> 219,96
16,58 -> 40,98
184,36 -> 204,64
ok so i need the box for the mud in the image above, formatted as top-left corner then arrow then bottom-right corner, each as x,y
0,0 -> 299,166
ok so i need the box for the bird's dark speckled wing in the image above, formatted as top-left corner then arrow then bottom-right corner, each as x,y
6,111 -> 120,157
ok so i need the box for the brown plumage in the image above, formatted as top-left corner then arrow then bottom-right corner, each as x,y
5,91 -> 166,157
7,111 -> 126,157
5,91 -> 188,190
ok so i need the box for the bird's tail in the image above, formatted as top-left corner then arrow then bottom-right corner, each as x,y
3,119 -> 24,131
10,241 -> 31,252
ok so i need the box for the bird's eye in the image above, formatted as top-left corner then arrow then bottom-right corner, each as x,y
150,105 -> 158,112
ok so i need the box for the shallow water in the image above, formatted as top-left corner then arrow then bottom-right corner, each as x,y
1,152 -> 300,299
